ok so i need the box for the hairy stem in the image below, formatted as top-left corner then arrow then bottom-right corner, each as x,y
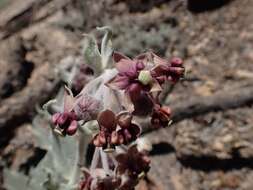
100,148 -> 111,174
90,147 -> 100,171
69,131 -> 86,185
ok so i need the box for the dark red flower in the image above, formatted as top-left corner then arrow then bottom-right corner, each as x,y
116,112 -> 141,144
93,110 -> 141,151
106,52 -> 144,90
93,110 -> 123,151
52,111 -> 78,136
79,169 -> 93,190
51,89 -> 101,136
116,145 -> 150,178
51,89 -> 78,136
106,52 -> 162,111
151,104 -> 171,128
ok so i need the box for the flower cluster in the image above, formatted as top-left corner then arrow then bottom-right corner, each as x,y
107,52 -> 184,127
115,145 -> 150,189
79,145 -> 150,190
51,90 -> 101,136
50,49 -> 184,190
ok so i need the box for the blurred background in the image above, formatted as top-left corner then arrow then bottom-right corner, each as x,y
0,0 -> 253,189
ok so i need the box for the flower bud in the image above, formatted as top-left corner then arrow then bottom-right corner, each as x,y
171,57 -> 183,66
52,113 -> 61,125
168,67 -> 185,75
66,120 -> 78,135
128,83 -> 143,103
136,61 -> 145,70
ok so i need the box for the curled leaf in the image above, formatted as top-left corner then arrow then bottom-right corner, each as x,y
82,34 -> 102,74
97,26 -> 113,69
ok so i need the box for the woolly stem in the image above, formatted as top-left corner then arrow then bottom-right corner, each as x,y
100,148 -> 111,174
90,147 -> 100,171
51,131 -> 64,170
69,131 -> 86,185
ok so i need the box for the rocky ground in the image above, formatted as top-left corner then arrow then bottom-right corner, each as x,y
0,0 -> 253,189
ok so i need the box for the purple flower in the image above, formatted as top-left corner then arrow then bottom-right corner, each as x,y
51,89 -> 101,136
107,52 -> 161,113
106,52 -> 161,107
108,52 -> 145,89
51,89 -> 78,136
52,111 -> 78,136
74,93 -> 102,122
151,53 -> 185,84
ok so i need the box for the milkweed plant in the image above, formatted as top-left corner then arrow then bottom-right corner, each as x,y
4,27 -> 185,190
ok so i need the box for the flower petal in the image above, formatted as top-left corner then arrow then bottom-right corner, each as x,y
150,79 -> 162,92
119,91 -> 135,113
97,110 -> 116,130
127,83 -> 142,102
66,120 -> 78,135
113,51 -> 130,62
134,52 -> 149,60
129,123 -> 141,137
115,59 -> 137,77
151,52 -> 169,66
151,64 -> 169,77
117,111 -> 132,128
106,75 -> 130,90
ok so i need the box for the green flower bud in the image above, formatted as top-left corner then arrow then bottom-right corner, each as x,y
138,70 -> 152,85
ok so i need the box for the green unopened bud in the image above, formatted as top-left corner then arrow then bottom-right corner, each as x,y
138,70 -> 152,85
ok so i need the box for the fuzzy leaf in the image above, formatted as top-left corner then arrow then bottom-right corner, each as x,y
82,34 -> 102,74
4,170 -> 29,190
97,26 -> 113,69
